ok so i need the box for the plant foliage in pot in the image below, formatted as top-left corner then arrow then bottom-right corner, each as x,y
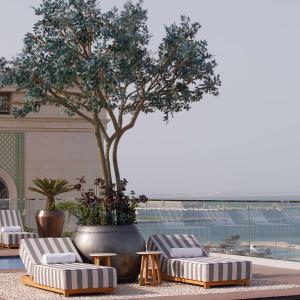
28,178 -> 74,238
58,177 -> 147,282
59,177 -> 148,283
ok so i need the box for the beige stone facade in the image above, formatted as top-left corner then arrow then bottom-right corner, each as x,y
0,86 -> 106,199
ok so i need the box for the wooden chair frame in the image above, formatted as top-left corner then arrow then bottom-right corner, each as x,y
0,243 -> 19,249
161,273 -> 250,289
21,275 -> 115,297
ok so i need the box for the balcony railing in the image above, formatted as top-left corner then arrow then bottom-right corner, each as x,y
2,198 -> 300,261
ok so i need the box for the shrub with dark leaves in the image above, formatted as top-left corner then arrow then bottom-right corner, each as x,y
66,177 -> 148,226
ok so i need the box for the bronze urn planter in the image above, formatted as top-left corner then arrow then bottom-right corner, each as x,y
36,210 -> 65,238
28,178 -> 74,238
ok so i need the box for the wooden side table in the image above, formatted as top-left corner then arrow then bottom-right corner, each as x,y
137,251 -> 161,286
89,253 -> 117,267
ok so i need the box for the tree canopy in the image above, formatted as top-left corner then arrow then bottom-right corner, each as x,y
0,0 -> 221,194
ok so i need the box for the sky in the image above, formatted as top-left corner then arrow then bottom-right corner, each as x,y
1,0 -> 300,196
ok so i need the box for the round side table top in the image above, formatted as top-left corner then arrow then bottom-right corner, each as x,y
137,251 -> 161,255
89,253 -> 117,257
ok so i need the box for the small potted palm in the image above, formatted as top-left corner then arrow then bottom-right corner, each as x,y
28,178 -> 74,237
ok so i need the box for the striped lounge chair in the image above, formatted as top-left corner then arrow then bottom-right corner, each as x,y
0,210 -> 37,248
147,234 -> 252,289
20,237 -> 117,297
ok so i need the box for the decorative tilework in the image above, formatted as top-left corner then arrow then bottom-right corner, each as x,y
0,133 -> 24,198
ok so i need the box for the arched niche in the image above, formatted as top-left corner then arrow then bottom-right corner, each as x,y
0,168 -> 18,199
0,179 -> 8,198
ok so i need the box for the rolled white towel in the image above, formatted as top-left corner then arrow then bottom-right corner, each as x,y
1,226 -> 22,232
170,247 -> 203,258
42,253 -> 76,265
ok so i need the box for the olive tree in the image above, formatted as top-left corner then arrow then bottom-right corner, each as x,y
0,0 -> 221,197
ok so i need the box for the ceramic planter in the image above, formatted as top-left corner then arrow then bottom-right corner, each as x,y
73,224 -> 145,283
36,210 -> 65,237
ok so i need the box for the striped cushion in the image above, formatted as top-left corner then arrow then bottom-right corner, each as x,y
0,232 -> 37,246
0,210 -> 36,246
147,234 -> 208,273
166,256 -> 252,282
148,234 -> 208,258
33,263 -> 117,289
0,210 -> 24,230
20,238 -> 83,277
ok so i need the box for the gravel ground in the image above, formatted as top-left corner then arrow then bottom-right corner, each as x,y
0,273 -> 299,300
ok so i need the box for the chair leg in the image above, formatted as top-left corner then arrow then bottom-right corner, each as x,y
94,257 -> 100,266
150,255 -> 157,286
63,291 -> 70,297
244,280 -> 250,286
155,255 -> 161,284
203,282 -> 210,289
104,256 -> 111,267
145,255 -> 150,284
139,255 -> 145,286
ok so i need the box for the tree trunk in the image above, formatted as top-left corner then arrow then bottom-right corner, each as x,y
46,196 -> 55,210
112,133 -> 122,193
105,141 -> 113,187
94,127 -> 111,195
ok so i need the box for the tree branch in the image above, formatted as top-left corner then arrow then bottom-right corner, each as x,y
93,110 -> 110,144
95,87 -> 120,132
121,97 -> 145,134
47,89 -> 94,124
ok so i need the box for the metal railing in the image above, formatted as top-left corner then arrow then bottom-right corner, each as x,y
2,198 -> 300,261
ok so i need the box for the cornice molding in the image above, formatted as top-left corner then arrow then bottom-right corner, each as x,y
0,115 -> 108,123
0,115 -> 108,133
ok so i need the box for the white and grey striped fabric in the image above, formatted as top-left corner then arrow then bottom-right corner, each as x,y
33,263 -> 117,289
147,234 -> 208,273
0,232 -> 36,246
20,237 -> 117,290
0,210 -> 24,229
167,256 -> 252,281
147,234 -> 252,282
0,210 -> 37,246
20,237 -> 83,277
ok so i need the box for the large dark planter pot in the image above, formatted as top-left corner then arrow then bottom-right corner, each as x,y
73,224 -> 145,283
36,210 -> 65,238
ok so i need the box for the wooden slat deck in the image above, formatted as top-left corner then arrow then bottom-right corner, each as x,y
0,246 -> 19,257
